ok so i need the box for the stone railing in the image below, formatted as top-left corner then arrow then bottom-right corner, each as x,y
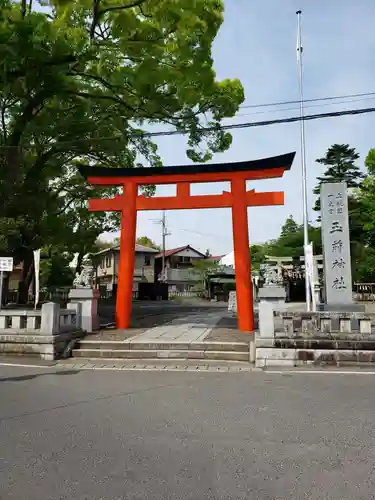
0,302 -> 80,335
256,304 -> 375,368
0,288 -> 102,360
270,310 -> 372,337
354,283 -> 375,302
0,302 -> 84,360
0,309 -> 42,331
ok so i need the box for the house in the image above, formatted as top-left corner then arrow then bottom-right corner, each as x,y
154,245 -> 208,292
92,244 -> 159,292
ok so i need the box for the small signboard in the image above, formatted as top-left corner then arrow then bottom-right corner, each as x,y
0,257 -> 14,272
228,291 -> 237,315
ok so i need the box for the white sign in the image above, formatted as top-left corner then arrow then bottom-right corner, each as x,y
304,243 -> 316,311
0,257 -> 13,272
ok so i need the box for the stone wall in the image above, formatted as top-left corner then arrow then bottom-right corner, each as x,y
256,305 -> 375,368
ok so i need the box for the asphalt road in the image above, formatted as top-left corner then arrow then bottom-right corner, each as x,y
1,367 -> 375,499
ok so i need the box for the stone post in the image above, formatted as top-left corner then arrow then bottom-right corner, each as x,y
68,288 -> 100,333
41,302 -> 60,335
258,301 -> 275,338
67,302 -> 82,330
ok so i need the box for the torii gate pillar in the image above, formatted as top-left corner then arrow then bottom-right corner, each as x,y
117,181 -> 137,329
231,177 -> 253,331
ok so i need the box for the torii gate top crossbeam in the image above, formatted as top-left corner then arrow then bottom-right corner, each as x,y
78,152 -> 295,186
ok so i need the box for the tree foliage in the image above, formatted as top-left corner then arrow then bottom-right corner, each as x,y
0,0 -> 244,300
190,258 -> 219,289
136,236 -> 160,250
313,144 -> 364,212
279,215 -> 299,238
40,250 -> 74,289
266,216 -> 322,258
250,244 -> 266,271
351,153 -> 375,281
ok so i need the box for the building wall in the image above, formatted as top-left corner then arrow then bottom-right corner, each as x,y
95,250 -> 156,288
114,252 -> 155,283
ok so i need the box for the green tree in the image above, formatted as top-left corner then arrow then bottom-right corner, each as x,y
280,215 -> 299,238
136,236 -> 160,250
0,0 -> 244,301
250,244 -> 267,271
313,144 -> 364,212
351,152 -> 375,281
365,148 -> 375,175
190,258 -> 219,289
40,251 -> 74,289
266,217 -> 322,258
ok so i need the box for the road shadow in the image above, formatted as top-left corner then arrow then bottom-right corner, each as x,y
0,370 -> 79,382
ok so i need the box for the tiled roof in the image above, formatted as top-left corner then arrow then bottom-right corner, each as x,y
209,255 -> 225,262
155,245 -> 206,259
135,244 -> 159,253
92,244 -> 159,256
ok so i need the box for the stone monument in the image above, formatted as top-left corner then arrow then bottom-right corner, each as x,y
69,254 -> 99,332
320,181 -> 363,311
73,255 -> 94,289
258,263 -> 286,308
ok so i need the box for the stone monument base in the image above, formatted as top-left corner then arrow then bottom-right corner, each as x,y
317,303 -> 366,313
258,285 -> 286,309
68,288 -> 100,332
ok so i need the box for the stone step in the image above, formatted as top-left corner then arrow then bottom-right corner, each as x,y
76,340 -> 250,352
72,349 -> 249,362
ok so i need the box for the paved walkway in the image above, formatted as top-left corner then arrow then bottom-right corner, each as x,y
127,310 -> 225,343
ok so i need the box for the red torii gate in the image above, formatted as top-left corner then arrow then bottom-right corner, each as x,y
78,152 -> 295,332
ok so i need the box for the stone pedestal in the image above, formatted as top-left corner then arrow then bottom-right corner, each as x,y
68,288 -> 100,333
258,285 -> 286,309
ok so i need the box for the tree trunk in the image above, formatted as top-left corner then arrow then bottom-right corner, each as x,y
17,252 -> 34,304
75,252 -> 84,275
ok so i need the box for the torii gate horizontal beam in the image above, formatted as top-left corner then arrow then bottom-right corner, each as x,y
88,189 -> 284,212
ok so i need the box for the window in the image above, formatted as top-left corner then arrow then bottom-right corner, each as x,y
178,256 -> 191,264
144,255 -> 151,266
105,255 -> 112,268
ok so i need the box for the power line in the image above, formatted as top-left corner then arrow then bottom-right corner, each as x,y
142,106 -> 375,138
233,95 -> 375,118
1,105 -> 375,150
237,91 -> 375,110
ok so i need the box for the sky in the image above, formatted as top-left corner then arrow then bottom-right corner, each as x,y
103,0 -> 375,256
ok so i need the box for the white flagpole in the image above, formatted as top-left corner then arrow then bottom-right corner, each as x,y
33,249 -> 40,309
296,10 -> 311,311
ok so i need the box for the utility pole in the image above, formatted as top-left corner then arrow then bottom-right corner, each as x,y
161,211 -> 167,278
296,9 -> 311,311
152,211 -> 171,281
